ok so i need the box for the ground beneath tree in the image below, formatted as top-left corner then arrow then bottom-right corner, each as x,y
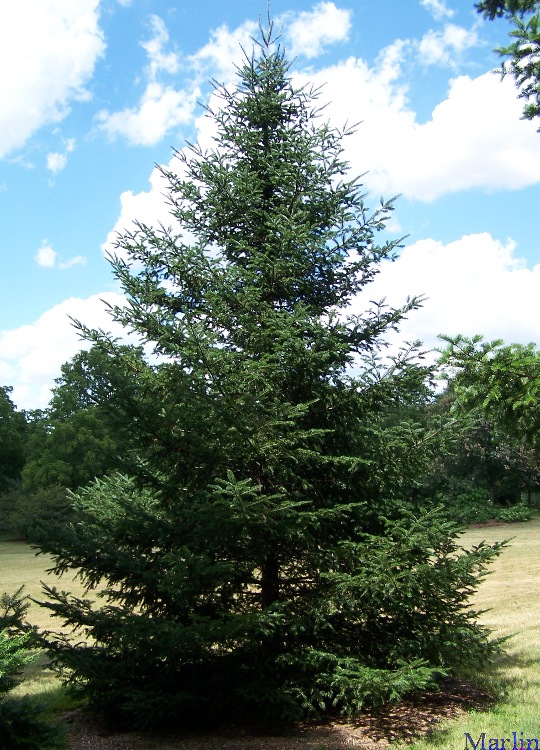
64,678 -> 490,749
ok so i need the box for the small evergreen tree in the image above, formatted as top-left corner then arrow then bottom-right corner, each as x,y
35,26 -> 502,728
0,590 -> 62,749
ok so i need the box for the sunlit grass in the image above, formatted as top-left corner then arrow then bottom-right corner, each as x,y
2,520 -> 540,747
0,539 -> 90,632
406,516 -> 540,750
0,539 -> 89,718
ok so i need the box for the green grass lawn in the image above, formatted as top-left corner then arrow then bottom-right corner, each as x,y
0,539 -> 89,712
407,516 -> 540,750
2,519 -> 540,748
0,539 -> 89,632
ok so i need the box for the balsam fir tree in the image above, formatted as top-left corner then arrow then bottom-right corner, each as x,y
35,25 -> 502,729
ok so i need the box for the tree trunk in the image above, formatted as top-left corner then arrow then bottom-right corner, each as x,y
261,553 -> 280,609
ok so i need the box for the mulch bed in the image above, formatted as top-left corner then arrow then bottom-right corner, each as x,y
63,677 -> 492,750
469,519 -> 511,528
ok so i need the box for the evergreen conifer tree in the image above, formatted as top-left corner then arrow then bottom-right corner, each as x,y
35,25 -> 502,729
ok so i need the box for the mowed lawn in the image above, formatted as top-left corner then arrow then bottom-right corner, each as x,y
0,538 -> 91,706
1,519 -> 540,747
0,539 -> 89,632
409,515 -> 540,750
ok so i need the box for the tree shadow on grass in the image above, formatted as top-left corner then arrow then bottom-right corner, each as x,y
405,649 -> 540,749
340,676 -> 493,746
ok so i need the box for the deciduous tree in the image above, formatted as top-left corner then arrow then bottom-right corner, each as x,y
0,387 -> 26,495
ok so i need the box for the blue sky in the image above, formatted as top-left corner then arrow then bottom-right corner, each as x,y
2,0 -> 540,410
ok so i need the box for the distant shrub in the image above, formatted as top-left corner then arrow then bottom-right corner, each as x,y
446,488 -> 492,524
495,505 -> 534,523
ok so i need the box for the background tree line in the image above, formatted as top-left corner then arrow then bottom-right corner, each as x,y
2,334 -> 539,538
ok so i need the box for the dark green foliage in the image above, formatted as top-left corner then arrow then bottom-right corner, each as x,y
0,387 -> 26,495
0,697 -> 65,750
434,485 -> 534,524
446,419 -> 539,506
40,489 -> 502,727
0,589 -> 52,749
35,28 -> 503,729
440,485 -> 495,524
439,336 -> 540,445
476,0 -> 540,125
0,587 -> 30,634
436,336 -> 540,513
0,347 -> 135,538
0,629 -> 33,697
0,590 -> 65,749
1,486 -> 73,540
0,588 -> 33,697
477,0 -> 538,18
23,347 -> 134,495
496,504 -> 534,522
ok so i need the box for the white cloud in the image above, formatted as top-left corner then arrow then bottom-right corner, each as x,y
35,241 -> 57,268
295,55 -> 540,201
101,161 -> 179,258
420,0 -> 455,21
58,256 -> 87,270
142,15 -> 180,77
191,19 -> 258,82
0,292 -> 126,410
418,24 -> 479,66
8,233 -> 540,410
283,2 -> 352,59
357,233 -> 540,350
100,32 -> 540,271
394,73 -> 540,199
46,137 -> 76,174
191,3 -> 350,82
97,83 -> 199,146
0,1 -> 104,159
97,15 -> 199,146
46,152 -> 67,174
34,240 -> 86,270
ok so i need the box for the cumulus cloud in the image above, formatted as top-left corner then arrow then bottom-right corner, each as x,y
191,3 -> 351,81
97,15 -> 199,146
101,161 -> 179,258
35,241 -> 57,268
46,137 -> 75,174
420,0 -> 455,21
294,55 -> 540,201
357,233 -> 540,350
34,240 -> 86,270
142,15 -> 180,77
8,233 -> 540,410
284,2 -> 352,59
418,23 -> 479,66
99,29 -> 540,268
97,83 -> 199,145
46,152 -> 67,174
191,19 -> 258,82
0,1 -> 104,159
0,292 -> 126,410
